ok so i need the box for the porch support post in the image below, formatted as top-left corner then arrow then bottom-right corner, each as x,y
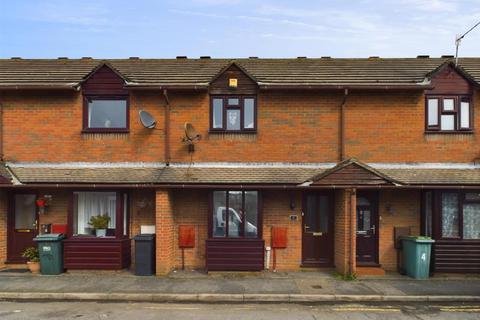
155,189 -> 175,275
334,188 -> 356,276
0,191 -> 6,266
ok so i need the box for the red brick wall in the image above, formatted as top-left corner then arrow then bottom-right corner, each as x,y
262,190 -> 302,271
3,88 -> 479,164
155,189 -> 175,275
378,190 -> 421,271
334,189 -> 356,275
1,90 -> 166,162
171,190 -> 208,270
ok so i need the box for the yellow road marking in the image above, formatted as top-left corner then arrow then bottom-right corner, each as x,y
440,308 -> 480,312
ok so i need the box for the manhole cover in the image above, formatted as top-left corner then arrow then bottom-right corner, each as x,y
311,285 -> 323,289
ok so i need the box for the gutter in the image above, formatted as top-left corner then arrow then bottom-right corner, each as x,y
0,94 -> 3,161
339,89 -> 348,161
258,84 -> 435,91
2,183 -> 480,189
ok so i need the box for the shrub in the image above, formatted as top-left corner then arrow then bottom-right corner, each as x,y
22,247 -> 39,262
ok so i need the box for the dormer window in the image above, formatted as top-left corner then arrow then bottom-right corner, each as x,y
210,96 -> 256,132
426,96 -> 472,132
84,96 -> 129,132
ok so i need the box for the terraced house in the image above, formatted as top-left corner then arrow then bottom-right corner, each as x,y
0,56 -> 479,276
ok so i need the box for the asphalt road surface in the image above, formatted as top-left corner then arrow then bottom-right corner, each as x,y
0,301 -> 479,319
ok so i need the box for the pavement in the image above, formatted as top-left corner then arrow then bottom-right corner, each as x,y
0,269 -> 479,303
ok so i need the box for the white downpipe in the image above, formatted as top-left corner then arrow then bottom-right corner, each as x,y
265,246 -> 271,270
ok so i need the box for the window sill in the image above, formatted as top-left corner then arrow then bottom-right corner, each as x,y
82,129 -> 130,134
209,130 -> 257,134
424,130 -> 474,135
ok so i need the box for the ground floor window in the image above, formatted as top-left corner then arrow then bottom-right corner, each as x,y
211,191 -> 259,238
425,190 -> 480,240
72,191 -> 128,237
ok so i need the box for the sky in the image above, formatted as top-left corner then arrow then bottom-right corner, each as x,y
1,0 -> 480,59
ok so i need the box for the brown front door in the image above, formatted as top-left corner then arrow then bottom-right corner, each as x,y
302,192 -> 334,266
7,193 -> 38,263
356,191 -> 379,264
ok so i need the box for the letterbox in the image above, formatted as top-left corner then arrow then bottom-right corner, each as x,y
271,227 -> 288,249
179,225 -> 195,248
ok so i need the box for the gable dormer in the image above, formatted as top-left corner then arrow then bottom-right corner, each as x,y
209,62 -> 257,95
82,63 -> 128,95
81,63 -> 130,133
209,63 -> 258,132
425,63 -> 476,132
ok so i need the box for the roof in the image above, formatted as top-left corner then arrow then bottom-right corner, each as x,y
5,162 -> 480,186
1,57 -> 480,89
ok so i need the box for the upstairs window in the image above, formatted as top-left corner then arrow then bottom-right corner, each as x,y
426,96 -> 472,132
210,96 -> 256,132
83,96 -> 129,132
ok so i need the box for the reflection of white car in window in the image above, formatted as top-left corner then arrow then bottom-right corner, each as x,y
215,206 -> 257,236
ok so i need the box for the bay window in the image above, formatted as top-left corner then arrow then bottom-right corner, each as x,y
72,191 -> 128,237
211,191 -> 259,238
210,96 -> 256,132
426,96 -> 472,132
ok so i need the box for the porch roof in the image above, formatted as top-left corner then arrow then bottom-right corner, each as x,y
4,162 -> 480,187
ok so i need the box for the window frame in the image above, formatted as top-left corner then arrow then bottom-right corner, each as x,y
68,190 -> 129,240
82,95 -> 130,133
209,190 -> 262,239
433,190 -> 480,240
209,95 -> 257,133
425,95 -> 473,133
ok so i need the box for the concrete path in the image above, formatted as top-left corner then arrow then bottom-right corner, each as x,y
0,270 -> 478,303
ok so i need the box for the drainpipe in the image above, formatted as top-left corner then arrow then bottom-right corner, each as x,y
0,94 -> 3,161
163,89 -> 171,165
339,89 -> 349,161
349,188 -> 356,276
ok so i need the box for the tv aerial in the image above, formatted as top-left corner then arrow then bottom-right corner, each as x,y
182,122 -> 202,153
139,110 -> 159,129
455,20 -> 480,66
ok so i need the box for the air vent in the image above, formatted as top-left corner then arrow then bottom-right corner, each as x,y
441,55 -> 454,58
249,56 -> 258,59
129,57 -> 139,60
321,56 -> 332,59
417,55 -> 430,58
200,56 -> 211,59
10,57 -> 22,60
297,56 -> 307,59
57,57 -> 68,60
176,56 -> 187,59
369,56 -> 380,59
81,57 -> 92,60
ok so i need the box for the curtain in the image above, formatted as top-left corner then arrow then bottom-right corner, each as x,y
463,203 -> 480,239
441,193 -> 459,238
77,192 -> 116,235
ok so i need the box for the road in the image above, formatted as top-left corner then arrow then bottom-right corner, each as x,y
0,301 -> 479,319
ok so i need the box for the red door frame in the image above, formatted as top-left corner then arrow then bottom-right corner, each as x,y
7,191 -> 39,263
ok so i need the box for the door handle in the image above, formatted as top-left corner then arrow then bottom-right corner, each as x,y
371,225 -> 376,234
304,225 -> 310,233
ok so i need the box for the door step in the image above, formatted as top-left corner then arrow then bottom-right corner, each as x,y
356,266 -> 386,276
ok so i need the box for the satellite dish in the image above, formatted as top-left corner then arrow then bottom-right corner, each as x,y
184,123 -> 201,142
139,110 -> 156,129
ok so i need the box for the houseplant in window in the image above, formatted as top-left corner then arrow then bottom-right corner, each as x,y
88,214 -> 111,237
22,247 -> 40,273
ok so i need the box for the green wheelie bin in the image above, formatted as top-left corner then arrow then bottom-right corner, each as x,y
401,236 -> 435,279
33,233 -> 65,275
